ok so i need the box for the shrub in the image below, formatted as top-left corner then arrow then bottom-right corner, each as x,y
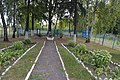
0,51 -> 3,65
74,43 -> 88,54
13,41 -> 24,50
23,39 -> 32,45
95,68 -> 103,76
68,41 -> 76,47
0,48 -> 25,68
92,50 -> 112,68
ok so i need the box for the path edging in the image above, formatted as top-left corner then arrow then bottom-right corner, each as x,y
61,43 -> 98,80
0,45 -> 13,51
54,42 -> 70,80
0,43 -> 37,80
25,41 -> 46,80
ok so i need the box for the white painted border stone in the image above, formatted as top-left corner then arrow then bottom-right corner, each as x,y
25,41 -> 46,80
0,45 -> 13,51
0,43 -> 37,80
54,42 -> 70,80
61,43 -> 98,80
111,61 -> 120,67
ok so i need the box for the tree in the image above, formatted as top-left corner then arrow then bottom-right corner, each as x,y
31,0 -> 34,36
12,0 -> 17,38
0,0 -> 9,41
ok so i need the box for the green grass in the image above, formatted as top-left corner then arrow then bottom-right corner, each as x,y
56,40 -> 94,80
77,37 -> 120,63
2,41 -> 44,80
29,74 -> 44,80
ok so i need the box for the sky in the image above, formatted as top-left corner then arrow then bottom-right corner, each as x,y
0,10 -> 70,26
0,15 -> 7,25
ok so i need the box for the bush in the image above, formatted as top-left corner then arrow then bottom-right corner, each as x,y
92,50 -> 112,68
68,41 -> 76,47
0,48 -> 25,68
13,41 -> 24,50
23,39 -> 32,45
0,51 -> 4,65
71,43 -> 88,59
74,43 -> 88,54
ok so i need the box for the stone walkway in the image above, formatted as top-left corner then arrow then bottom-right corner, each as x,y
29,40 -> 66,80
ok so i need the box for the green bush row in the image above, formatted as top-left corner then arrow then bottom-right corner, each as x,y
0,49 -> 25,68
68,41 -> 112,68
67,41 -> 120,79
0,39 -> 32,68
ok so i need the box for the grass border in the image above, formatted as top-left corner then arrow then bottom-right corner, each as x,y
25,41 -> 46,80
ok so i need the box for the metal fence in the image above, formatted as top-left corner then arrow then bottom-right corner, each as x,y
92,34 -> 120,49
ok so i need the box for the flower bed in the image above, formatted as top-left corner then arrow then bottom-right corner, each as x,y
0,39 -> 35,76
62,41 -> 120,80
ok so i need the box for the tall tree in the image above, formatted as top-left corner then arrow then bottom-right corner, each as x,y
25,0 -> 30,39
0,0 -> 9,41
31,0 -> 34,36
12,0 -> 17,38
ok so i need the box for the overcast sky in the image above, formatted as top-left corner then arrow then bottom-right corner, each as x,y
0,15 -> 7,25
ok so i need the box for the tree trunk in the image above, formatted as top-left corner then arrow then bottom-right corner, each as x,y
48,0 -> 52,34
69,20 -> 71,37
102,33 -> 106,46
85,1 -> 90,43
0,1 -> 9,41
90,0 -> 98,42
12,0 -> 16,38
53,16 -> 58,36
31,0 -> 34,36
73,0 -> 77,42
25,0 -> 30,39
94,34 -> 97,42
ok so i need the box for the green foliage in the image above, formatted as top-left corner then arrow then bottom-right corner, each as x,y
0,41 -> 28,68
23,39 -> 32,45
0,51 -> 3,65
80,54 -> 90,63
0,49 -> 25,68
13,41 -> 24,50
92,50 -> 112,68
112,66 -> 120,79
68,41 -> 77,47
73,43 -> 88,54
95,68 -> 103,76
71,43 -> 88,61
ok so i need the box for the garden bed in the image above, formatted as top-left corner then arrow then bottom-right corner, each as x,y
62,41 -> 120,80
0,39 -> 36,78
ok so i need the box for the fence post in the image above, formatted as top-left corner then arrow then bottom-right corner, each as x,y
102,33 -> 106,46
112,35 -> 116,49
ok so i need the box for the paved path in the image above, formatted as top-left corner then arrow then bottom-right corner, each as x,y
29,40 -> 66,80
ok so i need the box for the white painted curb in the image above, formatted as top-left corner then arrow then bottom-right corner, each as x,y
111,61 -> 120,68
61,43 -> 98,80
54,42 -> 70,80
0,45 -> 13,51
0,43 -> 37,80
24,41 -> 46,80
